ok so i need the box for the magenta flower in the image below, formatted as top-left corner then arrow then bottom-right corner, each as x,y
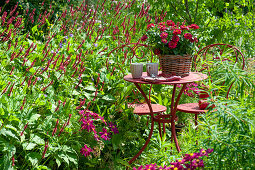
167,20 -> 175,26
173,29 -> 181,35
171,35 -> 179,42
81,118 -> 95,132
184,33 -> 192,40
154,49 -> 161,55
189,24 -> 199,29
161,39 -> 167,44
141,35 -> 148,41
99,128 -> 111,140
80,144 -> 93,157
108,122 -> 119,134
160,32 -> 168,39
168,41 -> 177,49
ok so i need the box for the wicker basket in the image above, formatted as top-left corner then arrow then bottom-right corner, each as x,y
159,54 -> 192,77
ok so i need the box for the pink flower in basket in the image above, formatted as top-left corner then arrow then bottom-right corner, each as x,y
141,20 -> 199,56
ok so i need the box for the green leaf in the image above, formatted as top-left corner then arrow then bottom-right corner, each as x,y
27,152 -> 41,166
22,142 -> 37,150
102,95 -> 116,101
55,158 -> 61,168
85,85 -> 96,91
67,153 -> 78,167
59,153 -> 69,165
0,128 -> 18,140
0,107 -> 4,115
72,90 -> 80,96
116,159 -> 131,167
31,134 -> 44,145
32,25 -> 38,34
29,114 -> 41,122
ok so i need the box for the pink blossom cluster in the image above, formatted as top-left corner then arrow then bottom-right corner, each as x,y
133,148 -> 213,170
177,83 -> 199,97
79,110 -> 119,157
141,20 -> 199,55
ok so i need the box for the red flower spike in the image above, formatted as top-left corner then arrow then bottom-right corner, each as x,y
42,140 -> 49,159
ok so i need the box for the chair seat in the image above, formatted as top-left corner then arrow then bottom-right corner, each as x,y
177,103 -> 207,114
128,103 -> 167,115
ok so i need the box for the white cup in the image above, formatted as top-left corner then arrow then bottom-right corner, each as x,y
146,63 -> 158,77
130,63 -> 143,79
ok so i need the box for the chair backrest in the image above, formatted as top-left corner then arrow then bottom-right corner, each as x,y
193,43 -> 245,98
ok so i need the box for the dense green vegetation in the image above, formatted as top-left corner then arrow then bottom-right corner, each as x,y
0,0 -> 254,169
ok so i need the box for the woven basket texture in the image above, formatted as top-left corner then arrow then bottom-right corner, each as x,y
159,54 -> 192,77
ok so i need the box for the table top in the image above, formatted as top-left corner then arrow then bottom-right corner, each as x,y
124,72 -> 207,85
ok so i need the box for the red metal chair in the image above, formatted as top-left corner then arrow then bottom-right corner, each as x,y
177,43 -> 245,126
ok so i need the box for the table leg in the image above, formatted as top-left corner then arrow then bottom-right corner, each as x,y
128,83 -> 155,165
170,84 -> 187,152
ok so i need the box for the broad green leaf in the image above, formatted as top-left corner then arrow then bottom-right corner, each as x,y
55,158 -> 61,168
59,153 -> 69,165
29,114 -> 41,122
31,134 -> 44,145
0,128 -> 19,140
22,142 -> 37,150
102,95 -> 115,101
85,85 -> 96,91
27,152 -> 41,166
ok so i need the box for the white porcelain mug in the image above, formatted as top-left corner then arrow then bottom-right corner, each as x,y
146,63 -> 158,77
130,63 -> 143,79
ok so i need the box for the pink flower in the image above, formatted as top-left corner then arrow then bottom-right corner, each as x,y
161,39 -> 167,44
189,24 -> 199,29
80,144 -> 93,157
99,128 -> 111,140
81,118 -> 95,132
168,41 -> 177,49
173,29 -> 181,35
159,25 -> 167,32
184,33 -> 192,39
172,35 -> 179,42
154,49 -> 161,55
167,20 -> 175,26
141,35 -> 148,41
108,122 -> 119,134
180,25 -> 189,30
147,23 -> 154,30
160,32 -> 168,39
158,22 -> 165,26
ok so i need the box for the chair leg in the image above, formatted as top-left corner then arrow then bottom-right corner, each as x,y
158,122 -> 162,140
195,114 -> 198,130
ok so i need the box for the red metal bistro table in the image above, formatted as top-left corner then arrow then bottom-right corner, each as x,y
124,72 -> 207,164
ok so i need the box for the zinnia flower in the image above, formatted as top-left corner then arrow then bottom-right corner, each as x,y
147,23 -> 154,30
167,20 -> 175,26
159,25 -> 167,32
180,25 -> 189,30
184,33 -> 192,40
189,24 -> 199,29
160,32 -> 168,39
154,49 -> 161,55
168,41 -> 177,49
161,39 -> 167,44
172,35 -> 179,42
173,29 -> 181,35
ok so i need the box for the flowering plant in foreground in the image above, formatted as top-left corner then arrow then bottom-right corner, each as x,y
141,20 -> 199,55
79,110 -> 119,158
133,148 -> 213,170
